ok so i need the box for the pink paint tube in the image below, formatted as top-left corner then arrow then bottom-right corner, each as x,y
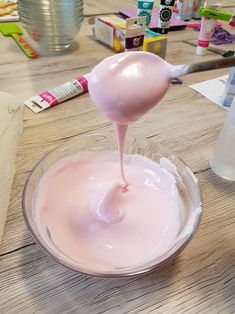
25,75 -> 88,113
196,3 -> 222,56
196,17 -> 217,55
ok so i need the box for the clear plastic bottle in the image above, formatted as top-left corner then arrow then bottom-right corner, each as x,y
209,96 -> 235,180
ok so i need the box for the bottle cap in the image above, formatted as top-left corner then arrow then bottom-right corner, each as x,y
196,45 -> 206,56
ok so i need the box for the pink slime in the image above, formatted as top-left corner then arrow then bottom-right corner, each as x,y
88,51 -> 172,221
88,51 -> 171,124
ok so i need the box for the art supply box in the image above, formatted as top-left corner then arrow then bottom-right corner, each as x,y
93,15 -> 167,59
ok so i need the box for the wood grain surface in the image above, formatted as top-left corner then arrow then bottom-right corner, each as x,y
0,1 -> 235,313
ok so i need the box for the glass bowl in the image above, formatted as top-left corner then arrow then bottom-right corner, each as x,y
22,133 -> 202,277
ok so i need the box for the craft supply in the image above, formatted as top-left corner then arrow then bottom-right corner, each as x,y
0,23 -> 38,58
120,8 -> 187,31
192,0 -> 205,19
143,28 -> 167,58
178,0 -> 194,21
221,68 -> 235,107
125,17 -> 146,51
137,0 -> 154,26
210,95 -> 235,181
189,75 -> 229,109
157,0 -> 176,34
212,26 -> 235,45
93,15 -> 167,58
196,3 -> 220,55
183,40 -> 235,57
0,92 -> 23,245
25,76 -> 88,113
196,3 -> 223,56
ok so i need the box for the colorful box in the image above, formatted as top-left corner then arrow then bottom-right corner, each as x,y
94,15 -> 167,59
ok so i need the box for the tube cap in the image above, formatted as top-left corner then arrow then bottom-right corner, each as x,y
196,46 -> 207,56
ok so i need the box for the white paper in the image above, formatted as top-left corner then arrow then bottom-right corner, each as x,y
189,75 -> 229,110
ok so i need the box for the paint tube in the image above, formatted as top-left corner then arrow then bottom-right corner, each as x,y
137,0 -> 154,26
196,3 -> 232,56
157,0 -> 176,34
25,75 -> 88,113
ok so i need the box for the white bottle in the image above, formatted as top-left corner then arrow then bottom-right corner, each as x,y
209,95 -> 235,180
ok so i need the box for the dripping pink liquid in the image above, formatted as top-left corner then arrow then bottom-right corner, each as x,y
88,51 -> 171,221
114,123 -> 128,188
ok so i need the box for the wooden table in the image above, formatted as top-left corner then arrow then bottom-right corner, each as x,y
0,1 -> 235,312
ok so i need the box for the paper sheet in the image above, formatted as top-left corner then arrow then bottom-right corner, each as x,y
189,75 -> 229,110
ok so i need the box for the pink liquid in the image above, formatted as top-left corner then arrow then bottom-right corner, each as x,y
35,151 -> 183,271
114,123 -> 128,187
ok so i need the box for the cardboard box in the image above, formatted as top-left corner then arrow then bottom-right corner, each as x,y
94,15 -> 167,59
